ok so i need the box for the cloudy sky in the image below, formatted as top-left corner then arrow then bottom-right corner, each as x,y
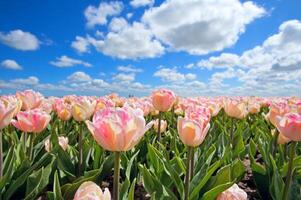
0,0 -> 300,97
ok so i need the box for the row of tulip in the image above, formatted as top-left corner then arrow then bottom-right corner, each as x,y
0,89 -> 300,199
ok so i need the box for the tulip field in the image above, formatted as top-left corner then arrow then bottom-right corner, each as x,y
1,89 -> 301,200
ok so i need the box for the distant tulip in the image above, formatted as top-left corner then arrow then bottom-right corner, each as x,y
216,184 -> 247,200
177,117 -> 210,147
151,89 -> 176,112
224,98 -> 248,119
45,136 -> 69,152
16,90 -> 44,110
72,97 -> 96,121
74,181 -> 111,200
266,102 -> 290,127
0,99 -> 18,129
247,101 -> 261,114
86,106 -> 153,151
11,109 -> 51,133
275,113 -> 301,141
153,119 -> 167,133
54,99 -> 72,121
297,102 -> 301,115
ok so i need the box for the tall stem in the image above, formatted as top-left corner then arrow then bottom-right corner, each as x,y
189,147 -> 195,181
23,132 -> 27,154
113,151 -> 121,200
171,105 -> 175,128
230,118 -> 235,149
0,130 -> 3,178
282,141 -> 297,200
184,146 -> 193,200
28,134 -> 35,161
157,111 -> 162,141
273,129 -> 279,157
78,123 -> 83,176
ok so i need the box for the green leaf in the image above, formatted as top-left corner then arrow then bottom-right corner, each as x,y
53,171 -> 63,200
190,160 -> 221,199
201,182 -> 234,200
128,178 -> 136,200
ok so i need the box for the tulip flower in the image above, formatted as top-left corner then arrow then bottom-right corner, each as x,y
223,98 -> 248,119
16,89 -> 44,110
12,109 -> 51,160
265,102 -> 290,127
151,89 -> 176,141
0,98 -> 20,178
54,99 -> 72,121
86,105 -> 153,200
71,96 -> 96,175
71,97 -> 96,122
153,119 -> 167,134
11,109 -> 51,133
177,115 -> 210,200
74,181 -> 111,200
216,184 -> 247,200
274,112 -> 301,200
45,136 -> 69,152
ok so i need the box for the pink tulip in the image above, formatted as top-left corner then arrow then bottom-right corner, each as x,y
266,102 -> 290,127
223,98 -> 248,119
72,96 -> 96,121
0,99 -> 18,129
297,102 -> 301,115
275,113 -> 301,141
151,89 -> 176,112
11,109 -> 51,133
247,100 -> 261,114
54,99 -> 72,121
73,181 -> 111,200
1,95 -> 22,116
177,116 -> 210,147
16,90 -> 44,110
153,119 -> 167,133
216,184 -> 247,200
44,136 -> 69,152
85,106 -> 153,151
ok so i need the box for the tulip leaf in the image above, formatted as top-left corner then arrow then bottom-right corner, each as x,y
53,171 -> 63,200
200,182 -> 234,200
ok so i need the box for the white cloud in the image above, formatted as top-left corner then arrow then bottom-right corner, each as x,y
50,55 -> 92,67
198,53 -> 241,69
154,67 -> 197,82
142,0 -> 265,55
113,73 -> 135,83
11,76 -> 39,85
127,13 -> 133,19
67,71 -> 92,82
109,17 -> 129,32
199,20 -> 301,70
130,0 -> 154,8
71,36 -> 91,53
0,30 -> 40,50
84,1 -> 123,28
117,65 -> 143,73
1,59 -> 22,70
72,21 -> 165,59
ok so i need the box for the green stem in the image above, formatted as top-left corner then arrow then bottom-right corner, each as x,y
273,130 -> 279,157
171,105 -> 175,128
282,141 -> 297,200
0,129 -> 3,178
184,146 -> 193,200
230,118 -> 235,149
23,132 -> 27,154
190,147 -> 195,181
77,123 -> 83,176
28,134 -> 35,161
157,111 -> 162,141
113,151 -> 121,200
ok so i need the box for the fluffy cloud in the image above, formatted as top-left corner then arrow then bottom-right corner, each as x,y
117,65 -> 143,73
72,20 -> 164,59
154,67 -> 196,82
198,20 -> 301,70
50,55 -> 92,67
67,71 -> 92,82
130,0 -> 154,8
142,0 -> 265,55
113,73 -> 135,83
0,30 -> 40,50
84,1 -> 123,28
1,59 -> 22,70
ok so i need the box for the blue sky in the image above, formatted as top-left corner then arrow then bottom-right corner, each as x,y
0,0 -> 301,97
